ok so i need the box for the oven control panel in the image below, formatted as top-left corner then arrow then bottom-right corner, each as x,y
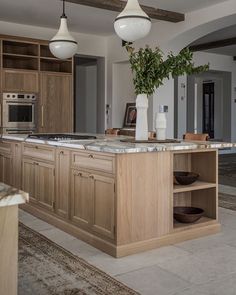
3,93 -> 37,100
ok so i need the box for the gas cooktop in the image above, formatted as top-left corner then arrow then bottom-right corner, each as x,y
27,134 -> 97,141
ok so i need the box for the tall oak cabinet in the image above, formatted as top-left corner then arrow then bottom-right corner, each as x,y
0,36 -> 74,133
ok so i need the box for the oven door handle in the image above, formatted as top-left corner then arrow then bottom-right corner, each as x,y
5,101 -> 35,105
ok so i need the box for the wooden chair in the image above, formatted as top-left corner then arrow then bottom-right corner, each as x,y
105,128 -> 120,135
183,133 -> 209,141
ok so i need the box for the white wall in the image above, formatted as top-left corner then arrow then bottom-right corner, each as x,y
112,62 -> 135,128
0,20 -> 107,57
106,0 -> 236,138
86,66 -> 97,133
75,64 -> 97,133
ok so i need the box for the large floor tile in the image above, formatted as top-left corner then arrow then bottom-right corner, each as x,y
19,209 -> 38,223
116,265 -> 190,295
87,246 -> 190,276
24,218 -> 54,232
157,245 -> 236,285
195,273 -> 236,295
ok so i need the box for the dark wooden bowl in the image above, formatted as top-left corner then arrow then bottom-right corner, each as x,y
174,171 -> 199,185
174,207 -> 204,223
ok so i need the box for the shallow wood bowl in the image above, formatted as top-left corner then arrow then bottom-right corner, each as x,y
174,207 -> 204,223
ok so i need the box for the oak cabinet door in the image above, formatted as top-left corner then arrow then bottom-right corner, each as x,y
55,149 -> 70,219
71,170 -> 93,228
22,158 -> 36,202
2,70 -> 39,92
12,143 -> 22,189
0,153 -> 13,186
40,73 -> 72,133
35,162 -> 55,211
92,175 -> 115,239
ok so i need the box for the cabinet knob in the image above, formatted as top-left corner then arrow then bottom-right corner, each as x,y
60,151 -> 64,155
88,154 -> 94,159
75,172 -> 82,177
89,174 -> 94,179
35,146 -> 38,149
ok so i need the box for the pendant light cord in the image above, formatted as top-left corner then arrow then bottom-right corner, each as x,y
61,0 -> 67,18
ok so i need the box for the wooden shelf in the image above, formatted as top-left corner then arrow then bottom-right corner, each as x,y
173,181 -> 216,193
40,58 -> 72,73
173,216 -> 217,232
3,53 -> 38,59
3,40 -> 38,56
3,55 -> 39,71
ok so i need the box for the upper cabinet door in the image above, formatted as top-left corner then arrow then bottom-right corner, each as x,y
40,73 -> 73,133
2,69 -> 39,92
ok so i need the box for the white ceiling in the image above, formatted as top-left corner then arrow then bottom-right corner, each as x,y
0,0 -> 229,36
190,25 -> 236,56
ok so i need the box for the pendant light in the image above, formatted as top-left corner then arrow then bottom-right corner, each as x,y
114,0 -> 151,42
49,0 -> 78,59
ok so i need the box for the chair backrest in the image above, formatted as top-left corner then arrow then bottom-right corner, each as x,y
183,133 -> 209,141
105,128 -> 120,135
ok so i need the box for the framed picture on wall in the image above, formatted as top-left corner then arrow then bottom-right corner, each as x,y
123,103 -> 137,128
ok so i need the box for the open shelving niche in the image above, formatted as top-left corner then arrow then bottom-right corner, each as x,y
172,149 -> 218,232
0,40 -> 73,73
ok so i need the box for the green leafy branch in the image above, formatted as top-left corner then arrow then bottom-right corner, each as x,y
126,45 -> 209,96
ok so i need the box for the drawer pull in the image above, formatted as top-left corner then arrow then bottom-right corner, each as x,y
35,146 -> 38,149
88,154 -> 94,159
60,151 -> 64,155
89,174 -> 94,179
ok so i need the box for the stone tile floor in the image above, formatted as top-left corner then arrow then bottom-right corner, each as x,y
19,204 -> 236,295
18,154 -> 236,295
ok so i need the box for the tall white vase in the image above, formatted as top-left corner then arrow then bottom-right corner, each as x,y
135,94 -> 148,141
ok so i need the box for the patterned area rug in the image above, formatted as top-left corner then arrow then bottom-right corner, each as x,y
19,223 -> 139,295
219,193 -> 236,211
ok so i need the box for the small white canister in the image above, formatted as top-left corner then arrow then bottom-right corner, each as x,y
155,105 -> 167,140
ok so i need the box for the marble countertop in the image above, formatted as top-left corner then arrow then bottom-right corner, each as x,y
1,134 -> 235,154
0,183 -> 29,208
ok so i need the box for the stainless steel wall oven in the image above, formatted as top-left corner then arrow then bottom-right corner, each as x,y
2,93 -> 37,133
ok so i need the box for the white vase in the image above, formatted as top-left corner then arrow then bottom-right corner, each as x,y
155,112 -> 167,140
135,94 -> 148,141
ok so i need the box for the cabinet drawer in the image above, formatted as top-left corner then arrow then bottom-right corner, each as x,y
72,151 -> 115,174
0,141 -> 12,154
23,144 -> 55,162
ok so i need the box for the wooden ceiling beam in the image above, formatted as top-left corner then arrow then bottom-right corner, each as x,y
64,0 -> 185,23
189,37 -> 236,52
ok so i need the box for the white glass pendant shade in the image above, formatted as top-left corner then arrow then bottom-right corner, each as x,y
49,17 -> 78,59
114,0 -> 151,42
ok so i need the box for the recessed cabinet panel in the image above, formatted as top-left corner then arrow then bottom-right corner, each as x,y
36,162 -> 55,211
40,73 -> 72,133
55,149 -> 70,218
22,159 -> 36,202
12,143 -> 22,189
92,175 -> 115,239
2,70 -> 39,92
71,170 -> 93,228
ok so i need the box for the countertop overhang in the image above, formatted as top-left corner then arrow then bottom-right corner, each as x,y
1,134 -> 235,154
0,183 -> 29,208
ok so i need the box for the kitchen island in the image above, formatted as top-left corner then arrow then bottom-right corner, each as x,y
0,183 -> 28,295
0,134 -> 234,257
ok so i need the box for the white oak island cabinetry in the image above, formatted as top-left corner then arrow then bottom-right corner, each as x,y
0,136 -> 233,257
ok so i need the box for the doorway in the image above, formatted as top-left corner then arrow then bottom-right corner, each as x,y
74,55 -> 105,134
203,82 -> 214,138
